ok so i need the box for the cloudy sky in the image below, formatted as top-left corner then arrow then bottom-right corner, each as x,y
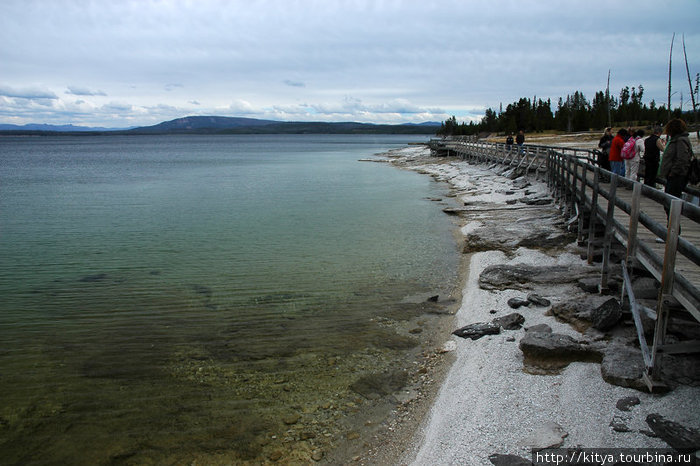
1,0 -> 698,128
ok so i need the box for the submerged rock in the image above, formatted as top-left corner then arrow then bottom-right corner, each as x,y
350,370 -> 408,400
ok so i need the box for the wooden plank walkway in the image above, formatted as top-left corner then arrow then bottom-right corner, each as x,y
590,175 -> 700,318
431,138 -> 700,328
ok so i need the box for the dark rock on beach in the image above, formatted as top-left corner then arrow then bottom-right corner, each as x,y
507,297 -> 530,309
610,416 -> 632,432
600,344 -> 647,391
492,312 -> 525,330
590,298 -> 622,331
525,323 -> 552,333
453,322 -> 501,340
519,331 -> 602,373
527,293 -> 551,307
616,396 -> 641,412
646,413 -> 700,450
479,264 -> 598,291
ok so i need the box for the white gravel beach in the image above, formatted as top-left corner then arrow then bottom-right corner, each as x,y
370,145 -> 700,466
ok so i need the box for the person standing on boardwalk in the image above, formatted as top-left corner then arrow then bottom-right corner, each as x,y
625,129 -> 645,182
609,128 -> 628,176
516,130 -> 525,154
506,133 -> 514,150
660,118 -> 693,200
643,126 -> 664,187
597,127 -> 613,171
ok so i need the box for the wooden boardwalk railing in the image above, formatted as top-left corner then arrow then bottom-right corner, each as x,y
430,138 -> 700,391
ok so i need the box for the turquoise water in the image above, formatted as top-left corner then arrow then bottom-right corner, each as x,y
0,134 -> 459,464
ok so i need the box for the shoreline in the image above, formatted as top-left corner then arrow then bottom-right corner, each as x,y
357,144 -> 700,465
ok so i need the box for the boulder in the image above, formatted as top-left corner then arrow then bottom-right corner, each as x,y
548,295 -> 612,333
479,264 -> 598,291
520,332 -> 596,360
453,322 -> 501,340
525,324 -> 552,333
519,331 -> 601,374
591,298 -> 622,331
646,414 -> 700,450
600,345 -> 647,391
492,312 -> 525,330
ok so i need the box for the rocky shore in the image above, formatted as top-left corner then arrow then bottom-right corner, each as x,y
357,145 -> 700,465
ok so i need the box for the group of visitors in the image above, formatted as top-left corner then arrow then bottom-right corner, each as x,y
598,118 -> 694,201
505,130 -> 526,154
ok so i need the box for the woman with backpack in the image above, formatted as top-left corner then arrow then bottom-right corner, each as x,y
623,129 -> 645,182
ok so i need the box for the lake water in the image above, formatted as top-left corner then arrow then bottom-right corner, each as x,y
0,134 -> 460,464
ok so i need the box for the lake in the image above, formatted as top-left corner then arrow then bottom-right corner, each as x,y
0,134 -> 460,464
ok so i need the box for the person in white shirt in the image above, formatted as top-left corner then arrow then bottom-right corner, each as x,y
626,129 -> 645,182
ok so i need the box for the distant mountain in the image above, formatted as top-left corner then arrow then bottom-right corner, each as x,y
0,115 -> 441,135
129,116 -> 278,133
0,123 -> 127,132
126,116 -> 440,135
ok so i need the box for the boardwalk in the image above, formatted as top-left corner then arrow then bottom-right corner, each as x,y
430,138 -> 699,389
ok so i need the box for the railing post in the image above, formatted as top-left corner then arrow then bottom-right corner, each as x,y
600,174 -> 618,292
626,183 -> 643,270
650,199 -> 682,379
587,167 -> 600,264
578,162 -> 589,244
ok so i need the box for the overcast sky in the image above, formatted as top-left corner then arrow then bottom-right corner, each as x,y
1,0 -> 698,128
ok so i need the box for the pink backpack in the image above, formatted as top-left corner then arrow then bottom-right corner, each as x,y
621,137 -> 637,159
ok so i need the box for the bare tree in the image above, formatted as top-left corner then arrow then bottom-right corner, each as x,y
606,69 -> 611,128
668,32 -> 675,122
682,34 -> 699,137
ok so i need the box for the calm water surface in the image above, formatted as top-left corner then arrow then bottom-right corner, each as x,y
0,134 -> 459,464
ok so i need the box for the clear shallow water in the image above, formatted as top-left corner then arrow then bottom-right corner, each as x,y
0,134 -> 459,464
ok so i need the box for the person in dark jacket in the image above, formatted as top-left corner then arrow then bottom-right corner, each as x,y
506,133 -> 514,150
516,130 -> 525,154
597,127 -> 613,171
643,126 -> 663,187
660,119 -> 693,198
660,119 -> 694,234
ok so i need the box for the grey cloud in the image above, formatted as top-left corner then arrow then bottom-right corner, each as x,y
283,80 -> 305,88
0,85 -> 58,100
66,86 -> 107,96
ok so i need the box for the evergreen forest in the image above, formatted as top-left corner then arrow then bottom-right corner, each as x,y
438,84 -> 698,136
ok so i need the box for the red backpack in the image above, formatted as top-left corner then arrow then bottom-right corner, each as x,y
621,137 -> 637,159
